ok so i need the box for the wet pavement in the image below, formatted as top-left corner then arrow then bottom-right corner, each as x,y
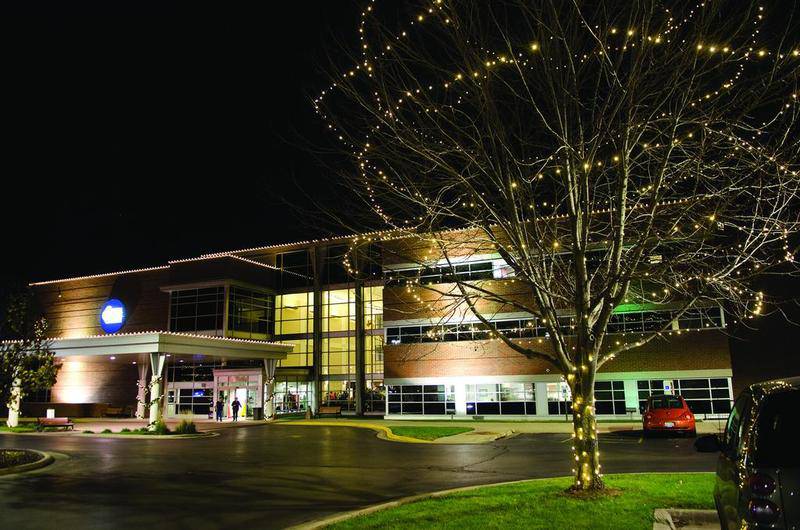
0,424 -> 717,529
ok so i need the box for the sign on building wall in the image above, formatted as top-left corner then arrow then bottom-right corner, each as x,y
100,298 -> 126,333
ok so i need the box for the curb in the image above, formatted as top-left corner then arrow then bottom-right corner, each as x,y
0,450 -> 54,476
287,477 -> 538,529
653,508 -> 719,529
281,421 -> 432,444
277,421 -> 514,445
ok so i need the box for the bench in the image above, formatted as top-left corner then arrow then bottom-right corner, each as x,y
626,407 -> 639,419
318,406 -> 342,417
37,417 -> 75,431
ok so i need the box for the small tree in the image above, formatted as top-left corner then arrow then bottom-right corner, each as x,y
315,0 -> 800,491
1,292 -> 59,427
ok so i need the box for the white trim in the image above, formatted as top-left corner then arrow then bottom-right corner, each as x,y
47,331 -> 292,360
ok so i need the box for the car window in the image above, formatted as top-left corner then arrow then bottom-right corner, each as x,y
753,390 -> 800,467
725,392 -> 750,453
649,395 -> 683,409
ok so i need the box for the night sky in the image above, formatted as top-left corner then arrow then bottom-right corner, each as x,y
1,1 -> 799,375
2,1 -> 362,287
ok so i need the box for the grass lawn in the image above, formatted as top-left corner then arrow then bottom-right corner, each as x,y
329,473 -> 715,529
389,426 -> 473,440
0,425 -> 38,433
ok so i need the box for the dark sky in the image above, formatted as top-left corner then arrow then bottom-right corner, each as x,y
1,1 -> 362,287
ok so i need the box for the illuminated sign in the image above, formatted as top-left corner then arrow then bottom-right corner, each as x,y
100,298 -> 126,333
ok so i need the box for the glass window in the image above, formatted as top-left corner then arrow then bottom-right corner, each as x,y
465,383 -> 535,415
275,291 -> 313,336
227,286 -> 274,339
169,287 -> 225,334
547,382 -> 572,415
675,378 -> 732,415
753,390 -> 800,467
388,384 -> 456,415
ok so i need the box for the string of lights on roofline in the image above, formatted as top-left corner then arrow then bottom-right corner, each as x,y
313,0 -> 798,486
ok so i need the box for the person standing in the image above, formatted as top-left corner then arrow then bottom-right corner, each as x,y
231,396 -> 241,422
215,397 -> 224,422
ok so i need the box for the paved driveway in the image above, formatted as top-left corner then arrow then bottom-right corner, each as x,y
0,425 -> 717,529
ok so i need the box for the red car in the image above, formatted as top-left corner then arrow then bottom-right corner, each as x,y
642,394 -> 696,437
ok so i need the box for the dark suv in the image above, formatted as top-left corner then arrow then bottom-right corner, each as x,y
695,376 -> 799,529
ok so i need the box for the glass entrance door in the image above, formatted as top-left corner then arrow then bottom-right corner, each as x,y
213,369 -> 263,421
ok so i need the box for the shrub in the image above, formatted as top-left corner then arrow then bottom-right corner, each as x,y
83,430 -> 94,434
151,420 -> 170,435
120,428 -> 131,433
174,419 -> 197,435
101,429 -> 112,434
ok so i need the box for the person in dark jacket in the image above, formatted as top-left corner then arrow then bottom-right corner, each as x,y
215,398 -> 224,422
231,396 -> 241,422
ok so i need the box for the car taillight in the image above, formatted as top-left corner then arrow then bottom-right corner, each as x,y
748,499 -> 780,524
749,473 -> 777,496
679,411 -> 693,420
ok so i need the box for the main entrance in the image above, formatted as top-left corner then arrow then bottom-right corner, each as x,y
214,369 -> 263,420
166,368 -> 264,421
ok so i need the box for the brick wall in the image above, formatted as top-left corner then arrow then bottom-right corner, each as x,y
385,330 -> 731,378
32,269 -> 170,338
48,356 -> 139,406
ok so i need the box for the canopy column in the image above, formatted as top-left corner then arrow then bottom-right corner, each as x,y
5,378 -> 22,428
147,353 -> 166,427
135,362 -> 150,419
264,358 -> 277,419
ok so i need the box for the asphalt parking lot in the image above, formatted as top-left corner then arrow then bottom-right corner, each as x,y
0,424 -> 717,529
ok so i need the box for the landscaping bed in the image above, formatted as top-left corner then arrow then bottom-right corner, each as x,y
0,449 -> 43,469
328,473 -> 715,529
388,426 -> 473,441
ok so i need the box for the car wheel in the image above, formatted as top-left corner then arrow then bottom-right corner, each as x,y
687,429 -> 697,438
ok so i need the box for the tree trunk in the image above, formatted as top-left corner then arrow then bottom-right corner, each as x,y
569,376 -> 604,491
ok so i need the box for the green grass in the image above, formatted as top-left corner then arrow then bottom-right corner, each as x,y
329,473 -> 715,529
389,426 -> 473,440
0,425 -> 38,433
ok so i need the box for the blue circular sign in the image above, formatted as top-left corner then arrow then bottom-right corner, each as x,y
100,298 -> 126,333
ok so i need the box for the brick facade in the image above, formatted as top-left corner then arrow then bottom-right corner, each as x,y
385,330 -> 731,378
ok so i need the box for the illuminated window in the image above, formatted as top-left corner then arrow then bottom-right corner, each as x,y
275,291 -> 313,335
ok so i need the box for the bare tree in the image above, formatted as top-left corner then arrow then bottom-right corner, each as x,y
314,0 -> 800,490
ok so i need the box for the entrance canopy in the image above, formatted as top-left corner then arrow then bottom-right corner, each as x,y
47,331 -> 292,360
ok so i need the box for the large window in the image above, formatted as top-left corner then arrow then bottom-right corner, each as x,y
386,307 -> 724,345
227,286 -> 274,339
466,383 -> 536,415
675,378 -> 732,414
278,338 -> 313,367
276,250 -> 312,289
364,285 -> 383,330
594,381 -> 627,415
638,378 -> 733,415
547,382 -> 572,415
275,291 -> 314,335
274,377 -> 312,414
169,287 -> 225,334
175,388 -> 213,415
323,289 -> 355,332
385,259 -> 508,286
388,384 -> 456,415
